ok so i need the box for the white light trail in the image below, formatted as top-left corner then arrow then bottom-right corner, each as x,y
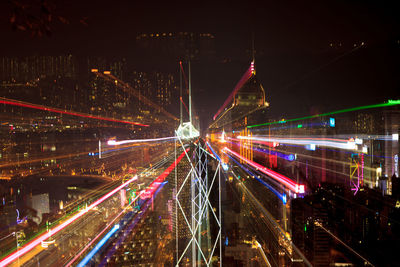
107,136 -> 176,146
238,135 -> 357,151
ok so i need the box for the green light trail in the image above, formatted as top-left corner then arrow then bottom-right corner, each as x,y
247,100 -> 400,128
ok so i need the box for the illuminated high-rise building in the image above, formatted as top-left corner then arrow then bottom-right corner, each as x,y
0,55 -> 77,82
173,148 -> 193,259
210,61 -> 268,130
130,71 -> 178,111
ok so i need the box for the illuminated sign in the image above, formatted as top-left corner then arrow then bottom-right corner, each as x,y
329,117 -> 335,127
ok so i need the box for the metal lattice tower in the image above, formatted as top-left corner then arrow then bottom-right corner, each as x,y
174,135 -> 222,266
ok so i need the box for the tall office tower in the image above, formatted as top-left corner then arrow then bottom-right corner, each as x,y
210,61 -> 268,132
291,196 -> 330,266
0,55 -> 77,82
174,147 -> 193,261
0,55 -> 79,113
131,71 -> 178,111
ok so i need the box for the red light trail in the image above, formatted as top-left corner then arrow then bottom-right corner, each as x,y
0,97 -> 148,127
67,148 -> 188,265
140,148 -> 189,199
179,61 -> 189,93
180,96 -> 190,114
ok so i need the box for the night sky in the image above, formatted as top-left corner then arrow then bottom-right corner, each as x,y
1,0 -> 399,128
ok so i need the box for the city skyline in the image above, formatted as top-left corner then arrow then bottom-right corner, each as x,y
0,1 -> 399,266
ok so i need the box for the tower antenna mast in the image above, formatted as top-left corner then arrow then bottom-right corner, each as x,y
252,31 -> 256,63
179,61 -> 183,125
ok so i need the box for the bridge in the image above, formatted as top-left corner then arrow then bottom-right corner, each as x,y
0,60 -> 399,267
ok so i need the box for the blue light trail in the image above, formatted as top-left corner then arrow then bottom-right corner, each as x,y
77,224 -> 120,267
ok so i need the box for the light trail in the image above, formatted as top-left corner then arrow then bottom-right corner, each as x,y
213,61 -> 255,120
314,221 -> 374,266
247,99 -> 400,128
238,135 -> 357,151
76,224 -> 120,267
205,141 -> 222,162
227,154 -> 287,204
254,240 -> 272,267
0,140 -> 149,168
0,97 -> 148,127
0,176 -> 138,266
229,170 -> 312,266
180,96 -> 190,114
140,148 -> 189,199
179,61 -> 189,91
65,192 -> 143,266
63,150 -> 173,248
227,137 -> 295,161
107,136 -> 176,146
96,72 -> 179,121
206,141 -> 229,170
98,149 -> 188,265
223,147 -> 305,194
99,181 -> 168,266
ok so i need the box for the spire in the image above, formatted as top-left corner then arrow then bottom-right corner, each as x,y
251,32 -> 256,75
188,60 -> 192,137
252,31 -> 255,63
179,61 -> 183,125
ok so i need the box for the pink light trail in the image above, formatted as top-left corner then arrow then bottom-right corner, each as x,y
140,148 -> 189,199
213,62 -> 254,120
223,147 -> 305,194
0,176 -> 138,267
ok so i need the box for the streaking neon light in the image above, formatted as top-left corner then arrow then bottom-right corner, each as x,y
140,148 -> 189,200
252,147 -> 295,162
107,136 -> 176,146
0,176 -> 138,266
227,154 -> 287,204
213,62 -> 255,120
179,61 -> 190,93
65,192 -> 142,267
76,224 -> 120,267
205,142 -> 228,170
206,142 -> 222,162
361,154 -> 364,187
248,100 -> 400,128
221,130 -> 226,143
180,97 -> 190,114
0,97 -> 148,127
99,180 -> 168,266
238,135 -> 357,151
223,147 -> 305,194
16,209 -> 25,224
